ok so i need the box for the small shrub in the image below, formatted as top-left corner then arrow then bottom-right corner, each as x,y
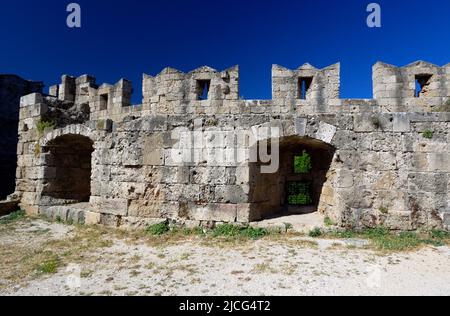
309,227 -> 322,238
212,224 -> 269,240
0,210 -> 25,224
146,222 -> 170,236
241,227 -> 269,240
378,206 -> 388,214
422,129 -> 434,139
36,255 -> 60,274
212,224 -> 241,237
324,217 -> 334,227
362,227 -> 389,238
430,230 -> 449,240
284,223 -> 293,231
361,228 -> 423,251
36,120 -> 55,135
331,230 -> 356,239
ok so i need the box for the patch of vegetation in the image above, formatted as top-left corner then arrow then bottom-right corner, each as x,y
330,230 -> 356,239
182,227 -> 205,236
34,143 -> 41,157
324,217 -> 335,227
308,227 -> 322,238
294,151 -> 312,174
284,223 -> 293,231
327,227 -> 450,252
422,129 -> 434,139
146,222 -> 170,236
0,210 -> 26,225
36,254 -> 60,274
36,119 -> 55,135
212,224 -> 268,240
379,206 -> 388,214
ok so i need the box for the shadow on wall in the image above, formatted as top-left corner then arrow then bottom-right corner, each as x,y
0,75 -> 43,200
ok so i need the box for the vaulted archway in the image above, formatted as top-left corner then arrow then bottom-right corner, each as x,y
248,136 -> 335,221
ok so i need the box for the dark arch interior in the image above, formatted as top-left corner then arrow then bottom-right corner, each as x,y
41,135 -> 94,205
249,136 -> 335,221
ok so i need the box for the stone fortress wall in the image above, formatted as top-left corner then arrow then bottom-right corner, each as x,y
10,61 -> 450,231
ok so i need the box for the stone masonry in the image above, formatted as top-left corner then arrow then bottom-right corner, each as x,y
8,61 -> 450,231
0,75 -> 43,200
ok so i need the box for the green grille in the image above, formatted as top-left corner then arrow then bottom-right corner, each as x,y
287,182 -> 312,206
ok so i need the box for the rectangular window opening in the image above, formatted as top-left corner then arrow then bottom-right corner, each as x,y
415,74 -> 432,98
197,80 -> 211,100
99,94 -> 108,110
298,77 -> 313,100
294,152 -> 312,174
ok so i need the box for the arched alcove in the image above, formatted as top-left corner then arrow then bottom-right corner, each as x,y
40,134 -> 94,205
249,136 -> 335,221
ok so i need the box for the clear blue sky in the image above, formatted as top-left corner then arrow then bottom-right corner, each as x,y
0,0 -> 449,103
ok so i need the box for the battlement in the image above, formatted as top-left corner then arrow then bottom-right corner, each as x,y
20,61 -> 450,124
143,65 -> 240,104
373,61 -> 450,112
272,63 -> 341,110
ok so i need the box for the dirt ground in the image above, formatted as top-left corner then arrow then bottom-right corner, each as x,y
0,217 -> 449,296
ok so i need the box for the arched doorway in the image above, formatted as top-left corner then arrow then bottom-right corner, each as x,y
249,136 -> 335,221
40,134 -> 94,206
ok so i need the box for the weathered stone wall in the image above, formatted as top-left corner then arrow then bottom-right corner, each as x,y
0,75 -> 42,199
12,61 -> 450,231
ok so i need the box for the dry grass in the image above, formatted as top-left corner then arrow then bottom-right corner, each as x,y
0,221 -> 113,289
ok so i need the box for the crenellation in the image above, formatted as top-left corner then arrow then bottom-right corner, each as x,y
373,61 -> 450,112
272,63 -> 340,113
142,65 -> 240,116
58,75 -> 76,102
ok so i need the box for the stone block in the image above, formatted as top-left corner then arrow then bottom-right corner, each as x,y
188,203 -> 237,222
393,113 -> 411,132
90,197 -> 129,216
316,122 -> 337,144
20,93 -> 43,107
295,117 -> 307,136
214,185 -> 247,204
236,203 -> 252,223
84,211 -> 101,225
143,148 -> 165,166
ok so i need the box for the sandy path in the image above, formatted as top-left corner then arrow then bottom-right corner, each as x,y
1,219 -> 449,296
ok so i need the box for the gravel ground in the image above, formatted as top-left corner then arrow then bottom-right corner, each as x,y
1,219 -> 449,296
